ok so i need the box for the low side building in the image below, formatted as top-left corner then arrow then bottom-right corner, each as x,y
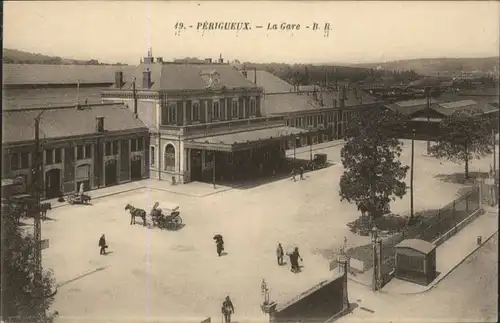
384,98 -> 500,140
395,239 -> 437,286
243,70 -> 381,148
2,103 -> 149,198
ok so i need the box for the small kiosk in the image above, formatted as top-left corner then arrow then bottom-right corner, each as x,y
395,239 -> 437,286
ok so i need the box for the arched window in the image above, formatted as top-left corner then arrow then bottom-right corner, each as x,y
164,144 -> 175,171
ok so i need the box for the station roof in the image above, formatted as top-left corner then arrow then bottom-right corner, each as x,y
3,103 -> 148,144
3,64 -> 136,86
3,87 -> 107,110
385,98 -> 499,118
185,126 -> 307,152
110,63 -> 258,91
243,70 -> 294,93
396,239 -> 436,255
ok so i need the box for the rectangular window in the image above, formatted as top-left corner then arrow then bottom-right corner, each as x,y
231,100 -> 238,117
161,106 -> 169,125
286,119 -> 291,127
213,101 -> 220,120
113,141 -> 119,155
192,102 -> 200,122
131,139 -> 137,152
318,114 -> 324,125
20,152 -> 29,169
150,146 -> 156,166
77,145 -> 84,160
138,138 -> 143,151
250,99 -> 256,115
105,142 -> 112,156
328,112 -> 333,123
46,149 -> 53,165
238,102 -> 244,118
85,144 -> 92,159
10,153 -> 19,170
54,148 -> 62,163
307,116 -> 312,126
169,104 -> 177,124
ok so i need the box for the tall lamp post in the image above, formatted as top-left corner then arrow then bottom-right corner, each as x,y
212,150 -> 216,189
410,128 -> 415,220
33,111 -> 46,319
309,129 -> 313,162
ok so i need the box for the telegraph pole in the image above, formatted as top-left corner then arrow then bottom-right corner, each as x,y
33,116 -> 45,319
410,129 -> 415,220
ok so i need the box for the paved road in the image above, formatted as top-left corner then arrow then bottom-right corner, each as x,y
41,140 -> 498,322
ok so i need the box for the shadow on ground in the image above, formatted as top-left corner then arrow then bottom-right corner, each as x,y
435,171 -> 498,185
212,158 -> 335,190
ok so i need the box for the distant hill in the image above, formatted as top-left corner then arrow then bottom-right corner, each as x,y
3,48 -> 127,66
351,57 -> 499,77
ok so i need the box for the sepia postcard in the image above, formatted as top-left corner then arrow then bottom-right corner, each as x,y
1,1 -> 499,323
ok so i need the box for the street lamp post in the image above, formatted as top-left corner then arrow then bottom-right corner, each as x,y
371,226 -> 378,291
309,129 -> 313,162
212,151 -> 216,189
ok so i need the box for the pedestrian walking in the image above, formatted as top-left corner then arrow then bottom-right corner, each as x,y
276,242 -> 284,265
98,234 -> 108,255
299,167 -> 304,180
290,247 -> 303,273
221,296 -> 235,323
291,168 -> 296,182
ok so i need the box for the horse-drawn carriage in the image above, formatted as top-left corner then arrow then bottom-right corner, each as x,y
150,202 -> 183,230
67,193 -> 91,205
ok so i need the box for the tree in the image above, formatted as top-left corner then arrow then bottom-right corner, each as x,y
429,109 -> 494,179
339,108 -> 410,223
1,203 -> 56,322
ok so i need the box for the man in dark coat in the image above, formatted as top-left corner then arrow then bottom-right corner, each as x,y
99,234 -> 108,255
276,242 -> 284,265
299,167 -> 304,180
221,295 -> 235,323
214,234 -> 224,257
290,247 -> 303,272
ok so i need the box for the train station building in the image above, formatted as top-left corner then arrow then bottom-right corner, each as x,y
101,52 -> 308,184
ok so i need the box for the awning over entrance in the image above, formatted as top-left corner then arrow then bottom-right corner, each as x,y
185,126 -> 308,152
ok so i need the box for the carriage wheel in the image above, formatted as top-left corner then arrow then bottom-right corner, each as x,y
172,216 -> 183,228
69,200 -> 74,205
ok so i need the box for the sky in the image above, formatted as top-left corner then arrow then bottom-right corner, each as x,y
4,1 -> 500,65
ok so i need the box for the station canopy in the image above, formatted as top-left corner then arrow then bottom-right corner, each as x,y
184,126 -> 307,152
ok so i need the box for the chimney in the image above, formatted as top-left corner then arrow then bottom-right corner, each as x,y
143,48 -> 154,64
205,58 -> 212,63
157,57 -> 163,63
96,116 -> 104,133
115,71 -> 123,88
218,54 -> 223,64
242,69 -> 248,78
142,68 -> 151,89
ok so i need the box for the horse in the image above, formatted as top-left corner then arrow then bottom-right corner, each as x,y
125,204 -> 146,226
41,202 -> 52,220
